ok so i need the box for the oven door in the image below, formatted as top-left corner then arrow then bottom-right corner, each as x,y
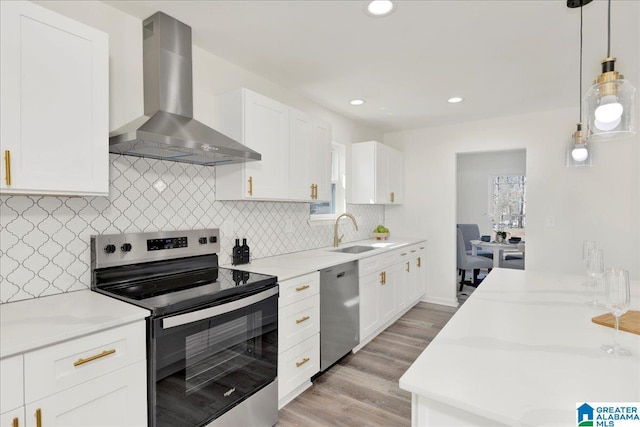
149,286 -> 278,427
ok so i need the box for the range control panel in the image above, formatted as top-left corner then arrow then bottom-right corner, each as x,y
92,229 -> 220,269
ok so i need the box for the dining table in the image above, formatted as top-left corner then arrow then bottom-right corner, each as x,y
470,239 -> 524,268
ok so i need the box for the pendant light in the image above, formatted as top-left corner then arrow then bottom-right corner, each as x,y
566,0 -> 592,168
583,0 -> 637,140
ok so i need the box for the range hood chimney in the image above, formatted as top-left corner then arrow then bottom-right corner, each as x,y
109,12 -> 260,165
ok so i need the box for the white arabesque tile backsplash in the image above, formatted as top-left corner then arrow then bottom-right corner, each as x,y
0,154 -> 384,303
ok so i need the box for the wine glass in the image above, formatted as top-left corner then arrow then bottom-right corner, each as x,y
582,240 -> 596,286
601,268 -> 632,356
585,248 -> 604,307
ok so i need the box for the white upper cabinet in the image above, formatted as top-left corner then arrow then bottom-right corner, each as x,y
311,119 -> 332,202
0,0 -> 109,196
215,89 -> 290,200
289,108 -> 314,201
215,88 -> 331,202
289,111 -> 332,202
351,141 -> 403,205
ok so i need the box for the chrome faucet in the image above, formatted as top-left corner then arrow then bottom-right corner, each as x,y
333,213 -> 358,247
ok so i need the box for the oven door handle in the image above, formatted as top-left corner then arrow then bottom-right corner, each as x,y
162,287 -> 278,329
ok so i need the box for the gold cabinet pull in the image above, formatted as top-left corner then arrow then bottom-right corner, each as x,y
401,253 -> 407,256
74,349 -> 116,367
411,250 -> 416,253
247,176 -> 253,196
12,417 -> 19,427
417,257 -> 422,267
295,284 -> 310,292
313,184 -> 318,199
420,246 -> 425,250
296,315 -> 310,324
310,184 -> 315,199
296,357 -> 310,368
4,150 -> 11,186
390,192 -> 395,202
406,262 -> 410,273
380,271 -> 387,285
35,409 -> 42,427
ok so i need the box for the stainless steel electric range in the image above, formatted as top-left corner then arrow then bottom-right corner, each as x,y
91,229 -> 278,427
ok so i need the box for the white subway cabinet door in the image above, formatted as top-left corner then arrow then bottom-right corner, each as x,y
351,141 -> 403,205
244,90 -> 290,199
289,108 -> 314,201
24,360 -> 147,427
0,0 -> 109,196
216,89 -> 290,200
311,119 -> 332,202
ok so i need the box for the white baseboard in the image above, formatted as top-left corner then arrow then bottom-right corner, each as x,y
278,380 -> 312,409
421,295 -> 459,308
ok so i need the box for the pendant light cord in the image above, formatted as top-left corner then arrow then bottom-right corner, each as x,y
607,0 -> 611,58
579,2 -> 583,123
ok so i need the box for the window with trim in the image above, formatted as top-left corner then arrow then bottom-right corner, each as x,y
310,143 -> 345,221
489,175 -> 526,236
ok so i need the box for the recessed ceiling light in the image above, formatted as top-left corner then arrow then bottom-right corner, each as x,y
365,0 -> 396,17
448,97 -> 464,103
350,99 -> 365,106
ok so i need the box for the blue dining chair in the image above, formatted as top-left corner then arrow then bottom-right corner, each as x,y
456,228 -> 493,290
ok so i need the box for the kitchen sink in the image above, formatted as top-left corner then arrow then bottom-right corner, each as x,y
331,245 -> 376,254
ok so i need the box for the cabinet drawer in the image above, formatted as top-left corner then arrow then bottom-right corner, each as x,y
359,252 -> 396,276
278,272 -> 319,308
278,334 -> 319,401
24,321 -> 146,404
0,354 -> 24,413
278,294 -> 319,353
25,360 -> 147,427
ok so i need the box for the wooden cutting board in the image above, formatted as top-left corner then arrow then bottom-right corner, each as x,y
592,310 -> 640,335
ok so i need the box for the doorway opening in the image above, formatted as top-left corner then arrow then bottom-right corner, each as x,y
456,149 -> 527,303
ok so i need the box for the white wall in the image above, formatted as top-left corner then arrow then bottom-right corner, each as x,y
385,109 -> 639,307
457,150 -> 526,234
34,1 -> 382,146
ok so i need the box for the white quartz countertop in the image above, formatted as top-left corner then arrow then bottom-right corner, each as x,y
0,290 -> 150,358
399,268 -> 640,426
220,237 -> 426,281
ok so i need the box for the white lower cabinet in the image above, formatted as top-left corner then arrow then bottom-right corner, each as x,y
0,354 -> 24,424
1,320 -> 147,427
278,335 -> 319,407
24,360 -> 146,427
0,407 -> 24,427
358,242 -> 427,348
277,272 -> 320,408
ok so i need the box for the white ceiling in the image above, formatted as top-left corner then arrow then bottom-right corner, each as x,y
104,0 -> 639,132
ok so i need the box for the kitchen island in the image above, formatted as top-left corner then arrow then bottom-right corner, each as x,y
399,268 -> 640,427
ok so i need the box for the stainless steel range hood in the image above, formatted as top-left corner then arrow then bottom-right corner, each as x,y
109,12 -> 260,165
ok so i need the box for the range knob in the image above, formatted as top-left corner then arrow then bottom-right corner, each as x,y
198,237 -> 207,245
121,243 -> 132,252
104,244 -> 116,254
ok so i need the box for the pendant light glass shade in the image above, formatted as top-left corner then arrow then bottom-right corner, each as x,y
583,59 -> 637,141
566,123 -> 593,167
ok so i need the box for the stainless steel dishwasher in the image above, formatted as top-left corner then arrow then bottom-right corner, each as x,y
320,261 -> 359,371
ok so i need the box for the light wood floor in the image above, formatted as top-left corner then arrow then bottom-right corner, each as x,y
277,302 -> 458,427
